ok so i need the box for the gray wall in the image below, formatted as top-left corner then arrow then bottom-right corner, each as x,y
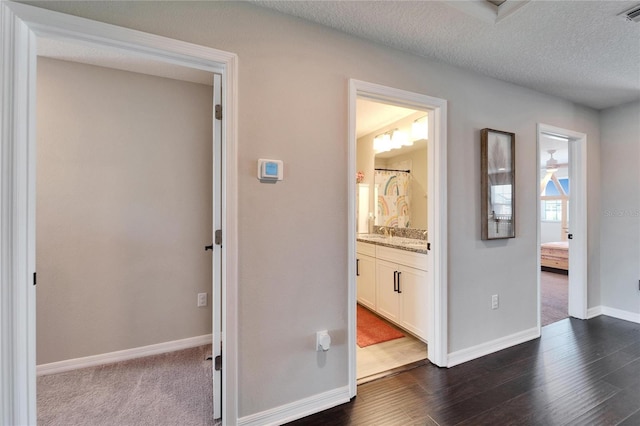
36,58 -> 213,364
29,1 -> 605,419
599,101 -> 640,314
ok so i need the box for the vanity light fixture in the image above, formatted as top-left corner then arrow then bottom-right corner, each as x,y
373,132 -> 392,153
392,129 -> 412,148
374,129 -> 412,153
373,116 -> 427,154
411,116 -> 428,141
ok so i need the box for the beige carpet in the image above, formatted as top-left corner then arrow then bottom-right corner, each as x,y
541,270 -> 568,326
38,345 -> 219,426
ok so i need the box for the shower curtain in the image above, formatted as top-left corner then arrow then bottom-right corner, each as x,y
375,170 -> 412,228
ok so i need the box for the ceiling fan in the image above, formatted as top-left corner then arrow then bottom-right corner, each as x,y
540,149 -> 561,195
545,149 -> 558,172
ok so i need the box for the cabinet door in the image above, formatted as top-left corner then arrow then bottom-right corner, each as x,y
397,265 -> 429,341
357,254 -> 376,310
376,259 -> 400,322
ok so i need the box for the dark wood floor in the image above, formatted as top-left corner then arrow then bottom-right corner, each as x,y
289,316 -> 640,425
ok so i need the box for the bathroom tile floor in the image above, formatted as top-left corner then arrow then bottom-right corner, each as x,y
357,321 -> 427,382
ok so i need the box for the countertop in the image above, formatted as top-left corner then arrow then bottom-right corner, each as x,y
356,234 -> 428,254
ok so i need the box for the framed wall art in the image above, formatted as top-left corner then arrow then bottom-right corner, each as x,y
481,128 -> 515,240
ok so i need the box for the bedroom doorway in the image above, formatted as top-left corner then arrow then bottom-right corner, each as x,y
537,124 -> 588,326
1,3 -> 238,423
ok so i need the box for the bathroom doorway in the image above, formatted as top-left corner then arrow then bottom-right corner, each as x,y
355,99 -> 429,382
348,80 -> 448,395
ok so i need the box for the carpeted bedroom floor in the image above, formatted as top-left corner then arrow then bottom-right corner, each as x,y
541,270 -> 568,326
37,345 -> 219,426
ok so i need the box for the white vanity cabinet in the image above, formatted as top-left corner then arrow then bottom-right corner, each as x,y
356,242 -> 376,310
374,246 -> 429,342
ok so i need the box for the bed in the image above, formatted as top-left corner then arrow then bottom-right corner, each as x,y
541,241 -> 568,271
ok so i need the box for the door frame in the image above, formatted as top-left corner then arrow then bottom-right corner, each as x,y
536,123 -> 588,325
0,2 -> 239,424
347,79 -> 448,396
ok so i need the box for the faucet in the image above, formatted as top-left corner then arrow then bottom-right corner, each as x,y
380,226 -> 388,237
422,230 -> 428,240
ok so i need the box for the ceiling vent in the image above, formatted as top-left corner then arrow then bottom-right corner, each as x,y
619,4 -> 640,23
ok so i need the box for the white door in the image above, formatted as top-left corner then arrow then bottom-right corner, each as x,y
212,73 -> 223,420
567,136 -> 588,319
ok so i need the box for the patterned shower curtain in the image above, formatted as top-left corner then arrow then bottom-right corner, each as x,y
375,170 -> 412,228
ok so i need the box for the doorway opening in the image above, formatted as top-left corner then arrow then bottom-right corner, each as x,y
1,3 -> 239,423
348,79 -> 448,396
539,135 -> 569,326
34,55 -> 221,423
355,99 -> 430,382
537,124 -> 588,328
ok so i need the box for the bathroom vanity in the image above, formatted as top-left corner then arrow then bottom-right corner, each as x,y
356,235 -> 429,342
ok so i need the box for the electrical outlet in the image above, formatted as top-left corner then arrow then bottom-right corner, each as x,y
197,292 -> 207,307
491,294 -> 499,310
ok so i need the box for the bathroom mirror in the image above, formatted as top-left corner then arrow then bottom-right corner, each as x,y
481,128 -> 515,239
356,99 -> 428,233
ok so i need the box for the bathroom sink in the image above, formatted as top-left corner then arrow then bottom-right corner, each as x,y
358,234 -> 386,240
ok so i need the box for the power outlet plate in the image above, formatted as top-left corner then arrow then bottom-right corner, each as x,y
491,294 -> 499,310
197,293 -> 208,307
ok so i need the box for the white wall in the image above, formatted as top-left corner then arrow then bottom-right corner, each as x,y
599,101 -> 640,315
28,1 -> 603,420
36,58 -> 213,364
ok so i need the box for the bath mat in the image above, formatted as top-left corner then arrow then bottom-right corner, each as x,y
357,304 -> 405,348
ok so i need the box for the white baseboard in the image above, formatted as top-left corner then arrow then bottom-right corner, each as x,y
447,327 -> 539,368
237,386 -> 350,426
601,306 -> 640,324
37,334 -> 212,376
587,305 -> 603,319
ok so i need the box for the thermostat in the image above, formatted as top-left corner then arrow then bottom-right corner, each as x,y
257,159 -> 283,182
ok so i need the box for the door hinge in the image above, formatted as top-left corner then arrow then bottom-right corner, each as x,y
215,104 -> 222,120
33,272 -> 36,286
214,355 -> 222,371
215,229 -> 222,246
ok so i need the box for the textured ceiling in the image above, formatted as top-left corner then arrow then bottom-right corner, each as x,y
252,0 -> 640,110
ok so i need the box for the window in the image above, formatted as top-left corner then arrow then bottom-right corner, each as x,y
542,200 -> 561,221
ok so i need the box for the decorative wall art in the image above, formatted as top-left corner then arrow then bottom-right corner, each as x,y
481,128 -> 516,239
